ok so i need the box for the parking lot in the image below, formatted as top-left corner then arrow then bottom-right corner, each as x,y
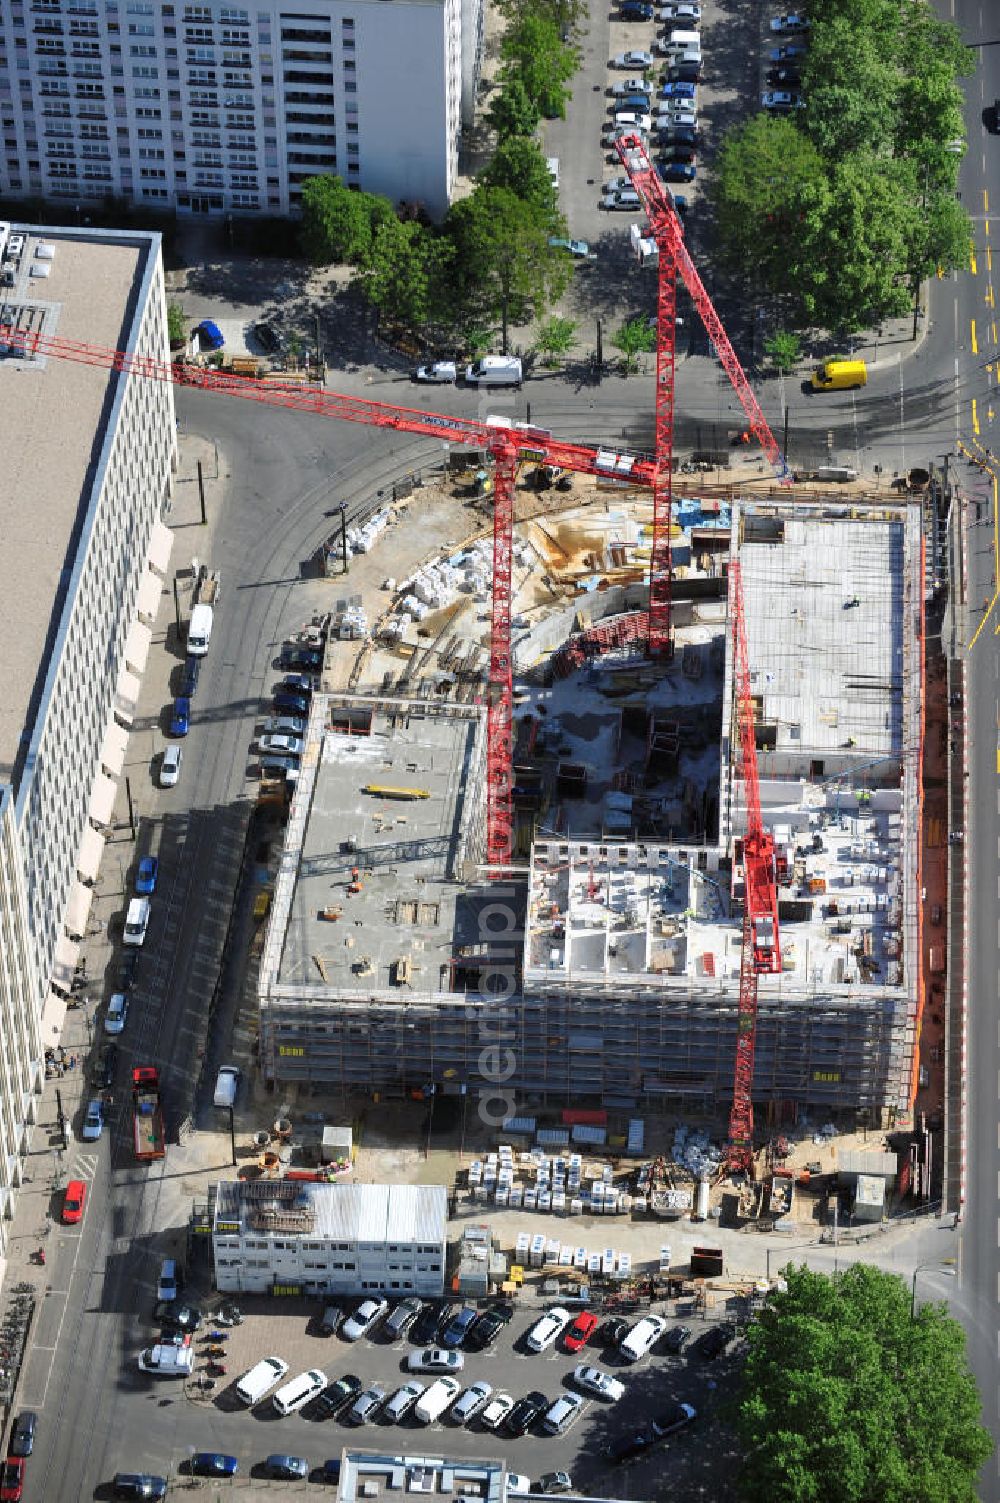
137,1295 -> 740,1495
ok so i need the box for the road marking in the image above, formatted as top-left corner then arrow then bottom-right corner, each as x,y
988,287 -> 996,312
985,188 -> 990,216
973,321 -> 980,355
974,399 -> 981,436
971,240 -> 979,276
990,246 -> 995,275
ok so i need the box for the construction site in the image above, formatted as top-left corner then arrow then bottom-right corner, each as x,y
256,484 -> 926,1139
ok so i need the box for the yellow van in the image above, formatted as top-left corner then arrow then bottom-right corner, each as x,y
811,358 -> 868,391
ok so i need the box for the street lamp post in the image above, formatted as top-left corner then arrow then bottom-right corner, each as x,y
766,1243 -> 813,1282
910,1259 -> 957,1319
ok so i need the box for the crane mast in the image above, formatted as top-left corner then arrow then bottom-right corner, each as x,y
726,560 -> 782,1174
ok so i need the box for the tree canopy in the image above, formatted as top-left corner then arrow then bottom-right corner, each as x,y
479,136 -> 559,218
735,1263 -> 992,1503
712,0 -> 974,332
500,12 -> 577,120
299,175 -> 392,265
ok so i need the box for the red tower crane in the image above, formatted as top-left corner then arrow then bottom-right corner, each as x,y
613,132 -> 787,655
726,559 -> 782,1174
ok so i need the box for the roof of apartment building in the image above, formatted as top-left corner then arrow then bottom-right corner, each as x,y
0,223 -> 159,786
213,1178 -> 448,1244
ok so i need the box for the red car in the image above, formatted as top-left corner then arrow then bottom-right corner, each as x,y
62,1179 -> 87,1224
562,1311 -> 598,1352
0,1457 -> 25,1502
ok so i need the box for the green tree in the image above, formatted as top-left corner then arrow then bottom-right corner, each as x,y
485,78 -> 541,142
480,137 -> 558,218
500,12 -> 577,120
763,330 -> 802,373
801,17 -> 899,162
166,302 -> 187,345
736,1263 -> 992,1503
496,0 -> 588,43
533,315 -> 577,366
299,175 -> 392,265
710,115 -> 825,296
613,315 -> 656,374
443,186 -> 571,350
360,218 -> 453,331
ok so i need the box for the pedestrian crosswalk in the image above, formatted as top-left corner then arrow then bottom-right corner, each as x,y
71,1152 -> 100,1182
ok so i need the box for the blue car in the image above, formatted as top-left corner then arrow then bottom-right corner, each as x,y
190,1455 -> 238,1479
768,42 -> 805,60
169,697 -> 190,737
661,162 -> 696,182
179,656 -> 200,698
620,1 -> 653,16
274,692 -> 309,716
659,80 -> 696,99
618,92 -> 651,110
135,856 -> 159,895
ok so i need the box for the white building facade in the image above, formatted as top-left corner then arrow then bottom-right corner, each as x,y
0,0 -> 479,220
0,222 -> 176,1264
212,1180 -> 448,1296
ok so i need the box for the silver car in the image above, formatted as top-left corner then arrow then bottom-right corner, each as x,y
385,1380 -> 425,1421
451,1380 -> 492,1426
347,1383 -> 386,1425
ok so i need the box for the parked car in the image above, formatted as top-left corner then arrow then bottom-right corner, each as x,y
384,1298 -> 423,1340
654,1400 -> 698,1436
92,1043 -> 118,1089
407,1347 -> 464,1374
385,1380 -> 425,1421
480,1390 -> 515,1430
611,77 -> 651,96
319,1304 -> 344,1337
104,992 -> 129,1035
168,697 -> 190,736
342,1298 -> 389,1342
135,856 -> 158,895
602,189 -> 642,211
543,1394 -> 586,1434
563,1312 -> 598,1353
615,92 -> 652,111
658,0 -> 701,16
273,692 -> 310,716
661,162 -> 696,182
451,1380 -> 492,1425
441,1307 -> 478,1349
254,322 -> 282,354
123,897 -> 150,947
573,1364 -> 624,1401
279,673 -> 315,696
159,744 -> 182,787
347,1383 -> 386,1425
619,1 -> 653,19
600,1317 -> 630,1347
612,49 -> 654,67
111,1476 -> 168,1501
610,110 -> 651,132
8,1416 -> 35,1459
526,1308 -> 571,1353
666,60 -> 701,80
696,1324 -> 731,1359
0,1459 -> 24,1503
538,1473 -> 574,1495
258,733 -> 304,757
260,715 -> 306,737
506,1391 -> 549,1436
770,12 -> 809,31
605,1423 -> 661,1463
411,1303 -> 445,1346
769,41 -> 806,59
281,644 -> 322,669
657,101 -> 697,124
433,1303 -> 459,1340
506,1476 -> 531,1498
189,1456 -> 238,1479
467,1303 -> 514,1351
657,124 -> 698,146
414,361 -> 457,383
664,1324 -> 692,1353
315,1374 -> 362,1417
762,89 -> 803,110
81,1098 -> 104,1141
263,1456 -> 308,1480
659,79 -> 697,98
179,657 -> 200,698
62,1180 -> 87,1224
118,950 -> 140,990
659,144 -> 697,163
152,1301 -> 202,1332
767,66 -> 801,86
619,1315 -> 667,1361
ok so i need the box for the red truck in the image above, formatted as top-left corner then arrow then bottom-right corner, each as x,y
132,1066 -> 165,1161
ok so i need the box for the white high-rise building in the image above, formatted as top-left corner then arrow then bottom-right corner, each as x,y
0,222 -> 176,1266
0,0 -> 482,220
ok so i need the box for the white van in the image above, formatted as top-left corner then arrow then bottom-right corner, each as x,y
619,1314 -> 667,1362
235,1355 -> 289,1407
187,602 -> 213,656
123,897 -> 150,947
213,1065 -> 239,1108
464,355 -> 523,389
272,1367 -> 326,1415
666,27 -> 701,51
413,1375 -> 461,1424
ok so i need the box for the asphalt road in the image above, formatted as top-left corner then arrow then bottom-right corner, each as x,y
951,0 -> 1000,1494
